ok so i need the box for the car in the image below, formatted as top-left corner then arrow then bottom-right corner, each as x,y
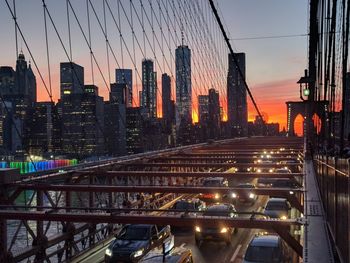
279,160 -> 302,172
274,167 -> 292,174
105,224 -> 170,263
231,183 -> 258,205
263,198 -> 291,219
271,178 -> 301,189
140,235 -> 194,263
257,177 -> 300,188
199,177 -> 228,202
243,234 -> 292,263
194,203 -> 237,246
171,199 -> 206,216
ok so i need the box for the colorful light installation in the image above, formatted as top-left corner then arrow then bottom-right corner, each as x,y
7,159 -> 78,174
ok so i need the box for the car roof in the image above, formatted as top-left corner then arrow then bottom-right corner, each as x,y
204,177 -> 225,181
250,235 -> 280,247
267,198 -> 287,203
207,203 -> 233,211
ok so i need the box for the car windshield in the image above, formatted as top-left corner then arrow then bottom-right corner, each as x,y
244,246 -> 281,262
203,180 -> 222,187
121,226 -> 150,240
266,202 -> 287,210
174,202 -> 195,210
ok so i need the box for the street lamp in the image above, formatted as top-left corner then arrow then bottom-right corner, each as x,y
297,69 -> 313,101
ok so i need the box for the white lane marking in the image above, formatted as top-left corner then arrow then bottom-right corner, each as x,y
230,244 -> 242,262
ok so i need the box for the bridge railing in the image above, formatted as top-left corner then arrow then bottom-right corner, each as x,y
314,155 -> 349,263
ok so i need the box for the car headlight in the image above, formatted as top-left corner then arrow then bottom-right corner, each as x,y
105,248 -> 112,257
195,226 -> 201,232
247,168 -> 251,172
214,193 -> 220,199
220,227 -> 228,233
249,193 -> 255,199
133,248 -> 144,258
231,193 -> 237,198
269,169 -> 274,173
257,169 -> 261,173
280,215 -> 287,220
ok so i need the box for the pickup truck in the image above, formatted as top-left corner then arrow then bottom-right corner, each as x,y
105,224 -> 171,263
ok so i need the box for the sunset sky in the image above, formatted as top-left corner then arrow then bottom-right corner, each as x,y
0,0 -> 309,130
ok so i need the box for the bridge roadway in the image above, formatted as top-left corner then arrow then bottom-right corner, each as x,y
71,196 -> 269,263
66,137 -> 303,263
0,137 -> 304,263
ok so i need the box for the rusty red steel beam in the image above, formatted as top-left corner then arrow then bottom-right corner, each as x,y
11,184 -> 303,194
120,162 -> 302,168
0,210 -> 302,227
177,152 -> 302,156
77,171 -> 304,178
0,210 -> 303,257
153,156 -> 301,161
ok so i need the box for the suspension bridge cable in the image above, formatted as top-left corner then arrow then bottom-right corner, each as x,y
208,0 -> 267,130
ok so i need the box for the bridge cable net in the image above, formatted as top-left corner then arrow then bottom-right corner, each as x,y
0,0 -> 238,261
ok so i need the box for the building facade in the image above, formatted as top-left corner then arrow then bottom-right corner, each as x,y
175,45 -> 192,127
60,63 -> 104,157
141,59 -> 157,118
227,52 -> 247,136
105,83 -> 127,156
208,88 -> 221,139
116,68 -> 133,108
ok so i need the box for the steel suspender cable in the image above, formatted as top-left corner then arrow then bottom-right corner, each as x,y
208,0 -> 267,132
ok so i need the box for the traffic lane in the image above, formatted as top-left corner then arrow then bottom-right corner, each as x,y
174,195 -> 268,263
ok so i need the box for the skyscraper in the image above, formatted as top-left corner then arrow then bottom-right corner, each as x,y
141,59 -> 157,118
60,62 -> 84,96
162,73 -> 172,124
208,88 -> 221,139
60,63 -> 104,157
227,52 -> 247,136
15,51 -> 37,104
116,69 -> 133,107
198,95 -> 209,125
0,53 -> 37,155
105,83 -> 127,156
175,45 -> 192,126
126,107 -> 143,154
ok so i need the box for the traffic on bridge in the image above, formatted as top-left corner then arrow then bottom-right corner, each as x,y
0,0 -> 349,263
1,137 -> 305,263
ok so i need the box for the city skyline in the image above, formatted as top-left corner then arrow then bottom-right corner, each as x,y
0,0 -> 308,130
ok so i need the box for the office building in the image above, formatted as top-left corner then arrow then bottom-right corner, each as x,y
227,52 -> 247,136
162,73 -> 174,127
60,62 -> 84,96
175,45 -> 192,126
105,83 -> 127,156
198,95 -> 209,125
126,107 -> 143,154
116,68 -> 133,107
141,59 -> 157,118
60,63 -> 104,157
208,88 -> 220,139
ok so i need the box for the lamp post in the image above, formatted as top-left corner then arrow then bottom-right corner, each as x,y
297,69 -> 314,159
